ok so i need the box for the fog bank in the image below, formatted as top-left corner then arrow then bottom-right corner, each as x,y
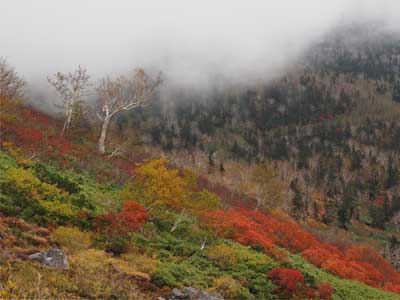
1,0 -> 400,104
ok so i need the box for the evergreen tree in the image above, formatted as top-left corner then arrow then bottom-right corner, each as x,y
386,159 -> 400,189
393,80 -> 400,102
290,179 -> 303,218
219,161 -> 225,175
322,200 -> 336,225
370,195 -> 390,229
297,142 -> 311,169
337,185 -> 356,229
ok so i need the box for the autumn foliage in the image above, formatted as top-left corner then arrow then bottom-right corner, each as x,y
317,283 -> 334,300
207,208 -> 400,293
96,201 -> 148,235
268,268 -> 334,299
205,208 -> 286,259
0,97 -> 139,180
269,268 -> 304,292
133,159 -> 221,217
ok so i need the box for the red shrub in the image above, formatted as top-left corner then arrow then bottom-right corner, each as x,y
384,283 -> 400,294
119,201 -> 148,231
14,127 -> 44,146
305,288 -> 318,299
346,246 -> 400,283
206,208 -> 400,292
206,208 -> 286,259
96,201 -> 147,235
302,247 -> 342,267
317,283 -> 333,300
269,268 -> 304,292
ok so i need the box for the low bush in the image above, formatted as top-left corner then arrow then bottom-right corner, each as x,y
69,249 -> 150,299
206,244 -> 238,269
318,283 -> 334,300
122,252 -> 160,275
51,226 -> 92,253
211,276 -> 254,300
96,201 -> 148,236
269,267 -> 304,292
31,162 -> 82,194
0,153 -> 97,226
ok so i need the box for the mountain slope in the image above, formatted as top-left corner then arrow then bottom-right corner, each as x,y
1,96 -> 400,299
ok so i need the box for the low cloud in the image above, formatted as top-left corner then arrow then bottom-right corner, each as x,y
1,0 -> 399,106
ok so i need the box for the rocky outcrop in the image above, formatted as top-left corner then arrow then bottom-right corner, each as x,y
28,249 -> 68,269
158,286 -> 224,300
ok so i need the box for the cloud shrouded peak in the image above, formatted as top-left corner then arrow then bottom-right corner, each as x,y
1,0 -> 400,94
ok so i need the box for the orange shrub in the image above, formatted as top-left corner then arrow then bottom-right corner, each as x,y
96,201 -> 147,236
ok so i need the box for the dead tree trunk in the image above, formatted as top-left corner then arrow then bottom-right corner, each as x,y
61,106 -> 73,135
98,115 -> 111,153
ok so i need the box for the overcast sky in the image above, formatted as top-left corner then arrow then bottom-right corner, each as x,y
1,0 -> 400,94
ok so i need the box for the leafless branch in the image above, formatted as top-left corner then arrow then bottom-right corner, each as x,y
0,57 -> 26,100
96,67 -> 162,153
48,65 -> 91,135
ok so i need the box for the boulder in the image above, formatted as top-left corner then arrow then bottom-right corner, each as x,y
167,287 -> 223,300
28,249 -> 68,269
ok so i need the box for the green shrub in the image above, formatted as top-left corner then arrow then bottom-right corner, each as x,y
151,258 -> 212,288
0,167 -> 48,222
0,166 -> 79,225
105,236 -> 131,256
207,244 -> 238,269
31,162 -> 81,194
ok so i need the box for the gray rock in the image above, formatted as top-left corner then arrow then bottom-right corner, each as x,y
183,287 -> 198,297
168,287 -> 223,300
193,290 -> 223,300
28,249 -> 68,269
171,288 -> 185,299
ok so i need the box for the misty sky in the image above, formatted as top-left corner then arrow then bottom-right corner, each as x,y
1,0 -> 400,93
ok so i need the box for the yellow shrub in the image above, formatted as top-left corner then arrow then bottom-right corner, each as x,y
39,200 -> 77,220
51,226 -> 91,253
70,249 -> 150,298
0,261 -> 75,300
122,252 -> 159,275
1,141 -> 26,163
0,253 -> 148,299
4,167 -> 41,196
211,276 -> 244,300
206,244 -> 238,268
40,182 -> 68,201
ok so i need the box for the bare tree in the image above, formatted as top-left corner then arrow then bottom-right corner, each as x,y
96,68 -> 162,153
48,66 -> 91,135
391,211 -> 400,232
0,57 -> 26,100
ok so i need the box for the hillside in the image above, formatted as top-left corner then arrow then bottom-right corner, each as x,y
1,16 -> 400,300
1,88 -> 400,300
121,23 -> 400,235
